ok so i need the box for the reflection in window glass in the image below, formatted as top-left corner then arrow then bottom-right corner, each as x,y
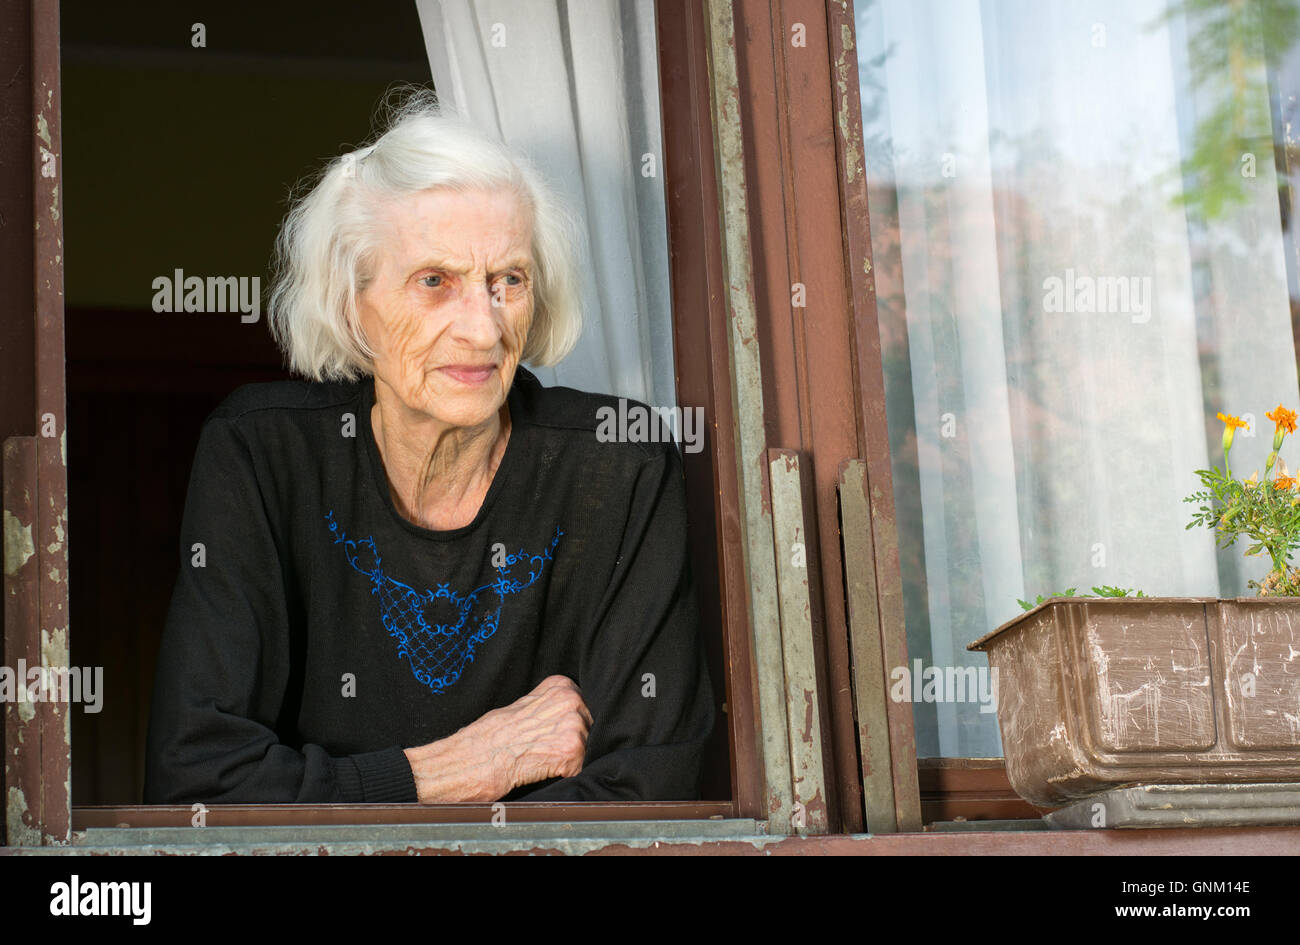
855,0 -> 1300,756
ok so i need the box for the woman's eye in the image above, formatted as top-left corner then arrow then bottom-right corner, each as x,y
419,274 -> 444,288
501,273 -> 523,287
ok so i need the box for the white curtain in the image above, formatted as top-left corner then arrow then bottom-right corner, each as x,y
856,0 -> 1300,756
415,0 -> 676,409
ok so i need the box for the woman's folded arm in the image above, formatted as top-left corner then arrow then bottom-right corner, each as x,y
143,415 -> 417,805
516,442 -> 716,802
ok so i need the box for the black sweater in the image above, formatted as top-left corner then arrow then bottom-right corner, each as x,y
143,366 -> 715,804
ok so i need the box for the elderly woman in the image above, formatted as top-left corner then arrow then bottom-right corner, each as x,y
143,100 -> 714,804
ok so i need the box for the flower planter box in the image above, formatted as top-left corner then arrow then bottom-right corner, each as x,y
967,597 -> 1300,808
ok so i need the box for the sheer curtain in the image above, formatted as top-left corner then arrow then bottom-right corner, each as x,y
856,0 -> 1300,756
414,0 -> 676,409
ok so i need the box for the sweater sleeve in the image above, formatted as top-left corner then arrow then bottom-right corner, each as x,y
143,415 -> 417,805
515,441 -> 716,801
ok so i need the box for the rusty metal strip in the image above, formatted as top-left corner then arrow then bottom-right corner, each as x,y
838,459 -> 897,832
655,0 -> 764,814
74,801 -> 736,829
767,450 -> 829,833
825,0 -> 922,833
702,0 -> 794,833
4,437 -> 42,846
31,0 -> 70,846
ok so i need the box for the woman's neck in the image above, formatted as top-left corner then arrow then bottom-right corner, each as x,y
370,380 -> 511,531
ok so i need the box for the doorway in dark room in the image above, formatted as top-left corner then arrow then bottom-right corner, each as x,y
61,0 -> 434,804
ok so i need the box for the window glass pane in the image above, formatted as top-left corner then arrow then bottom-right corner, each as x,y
854,0 -> 1300,756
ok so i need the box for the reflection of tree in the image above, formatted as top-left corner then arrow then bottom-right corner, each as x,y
861,0 -> 1300,695
1155,0 -> 1300,219
859,0 -> 1300,754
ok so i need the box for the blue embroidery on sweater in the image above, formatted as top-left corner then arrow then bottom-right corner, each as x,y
325,510 -> 563,694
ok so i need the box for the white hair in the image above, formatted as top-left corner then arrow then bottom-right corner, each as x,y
267,90 -> 584,381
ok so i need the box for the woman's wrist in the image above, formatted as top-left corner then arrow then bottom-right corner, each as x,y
404,730 -> 511,803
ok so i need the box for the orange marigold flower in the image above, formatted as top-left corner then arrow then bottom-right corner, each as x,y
1275,475 -> 1296,490
1217,412 -> 1250,431
1267,406 -> 1297,435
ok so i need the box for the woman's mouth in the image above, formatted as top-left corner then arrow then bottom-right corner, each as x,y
439,364 -> 496,385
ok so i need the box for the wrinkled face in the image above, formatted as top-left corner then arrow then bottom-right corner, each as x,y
358,186 -> 534,429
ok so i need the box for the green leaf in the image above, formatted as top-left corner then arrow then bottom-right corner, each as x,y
1089,585 -> 1145,598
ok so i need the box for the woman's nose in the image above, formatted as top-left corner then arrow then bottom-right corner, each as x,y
450,280 -> 502,347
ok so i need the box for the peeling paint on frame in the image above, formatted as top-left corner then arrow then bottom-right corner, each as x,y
4,509 -> 35,576
7,788 -> 41,846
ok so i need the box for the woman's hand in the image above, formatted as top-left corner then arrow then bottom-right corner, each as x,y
403,675 -> 593,803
